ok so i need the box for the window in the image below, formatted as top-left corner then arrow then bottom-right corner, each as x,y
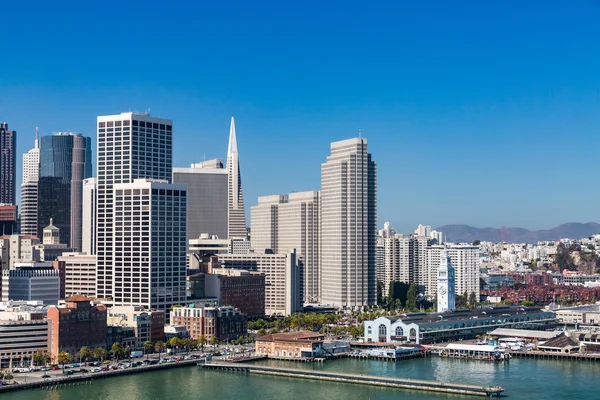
395,326 -> 404,336
378,324 -> 387,336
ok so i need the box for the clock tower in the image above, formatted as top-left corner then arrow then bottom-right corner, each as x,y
437,249 -> 455,312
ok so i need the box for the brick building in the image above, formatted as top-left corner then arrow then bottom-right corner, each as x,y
47,295 -> 107,361
170,304 -> 246,342
255,331 -> 324,358
204,268 -> 265,318
0,205 -> 18,235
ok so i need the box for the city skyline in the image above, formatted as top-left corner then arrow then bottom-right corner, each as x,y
2,2 -> 600,233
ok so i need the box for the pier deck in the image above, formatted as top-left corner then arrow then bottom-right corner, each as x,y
202,362 -> 504,397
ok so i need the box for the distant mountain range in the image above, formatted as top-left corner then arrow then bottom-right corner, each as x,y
436,223 -> 600,243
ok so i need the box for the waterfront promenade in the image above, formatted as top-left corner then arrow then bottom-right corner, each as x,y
202,362 -> 504,397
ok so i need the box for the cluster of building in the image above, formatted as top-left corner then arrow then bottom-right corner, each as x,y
375,222 -> 480,300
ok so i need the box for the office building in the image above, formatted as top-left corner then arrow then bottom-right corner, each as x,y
107,306 -> 165,349
170,304 -> 246,342
2,264 -> 61,305
112,179 -> 187,310
251,192 -> 320,303
33,219 -> 74,262
0,205 -> 18,235
173,160 -> 228,240
47,295 -> 107,362
0,309 -> 49,369
226,117 -> 247,238
446,245 -> 480,298
320,138 -> 376,309
96,112 -> 173,301
81,178 -> 96,255
0,123 -> 16,205
205,268 -> 266,318
57,252 -> 97,298
4,234 -> 40,269
20,128 -> 40,237
381,234 -> 410,296
37,133 -> 92,249
218,251 -> 301,316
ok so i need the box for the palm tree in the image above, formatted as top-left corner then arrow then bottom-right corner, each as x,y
111,342 -> 124,362
32,350 -> 51,366
155,341 -> 165,360
57,351 -> 70,374
143,341 -> 154,359
168,337 -> 183,356
79,346 -> 92,365
198,335 -> 207,352
93,347 -> 107,362
210,337 -> 219,350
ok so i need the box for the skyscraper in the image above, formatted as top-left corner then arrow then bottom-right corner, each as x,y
112,179 -> 187,309
81,178 -> 96,255
20,128 -> 40,236
96,112 -> 173,301
38,133 -> 92,249
250,191 -> 320,303
173,160 -> 228,240
226,117 -> 247,238
0,123 -> 16,205
319,138 -> 377,309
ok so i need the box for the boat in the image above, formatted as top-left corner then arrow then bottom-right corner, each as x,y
439,343 -> 511,362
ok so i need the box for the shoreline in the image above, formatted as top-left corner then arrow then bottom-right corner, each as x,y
0,359 -> 198,394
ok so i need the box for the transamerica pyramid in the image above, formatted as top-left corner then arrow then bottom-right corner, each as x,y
227,117 -> 248,238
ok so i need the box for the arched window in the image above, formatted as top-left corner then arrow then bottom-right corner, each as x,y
395,326 -> 404,336
367,327 -> 372,334
379,324 -> 387,336
409,328 -> 417,339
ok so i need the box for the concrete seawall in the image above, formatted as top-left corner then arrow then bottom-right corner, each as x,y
202,363 -> 504,397
0,359 -> 198,394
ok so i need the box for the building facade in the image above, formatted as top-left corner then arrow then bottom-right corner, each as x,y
0,312 -> 48,369
0,205 -> 18,235
218,251 -> 301,316
81,178 -> 96,255
170,304 -> 246,341
57,252 -> 97,298
0,123 -> 16,205
205,268 -> 266,318
38,133 -> 92,250
320,138 -> 377,309
47,295 -> 107,362
96,112 -> 173,301
2,265 -> 61,305
437,250 -> 456,312
173,160 -> 228,240
112,179 -> 187,310
107,306 -> 165,349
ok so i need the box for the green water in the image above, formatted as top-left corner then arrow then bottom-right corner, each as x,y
6,357 -> 598,399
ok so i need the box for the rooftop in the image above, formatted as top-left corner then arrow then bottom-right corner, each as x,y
258,331 -> 324,343
374,306 -> 554,326
489,328 -> 560,340
538,333 -> 579,349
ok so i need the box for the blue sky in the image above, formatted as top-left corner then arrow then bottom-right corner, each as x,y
2,1 -> 600,233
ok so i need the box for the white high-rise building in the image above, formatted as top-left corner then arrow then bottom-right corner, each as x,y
20,129 -> 40,236
437,250 -> 455,312
57,252 -> 97,298
320,138 -> 376,309
426,244 -> 444,298
81,178 -> 96,255
250,191 -> 320,303
112,179 -> 187,309
226,117 -> 247,239
250,194 -> 285,253
447,244 -> 480,298
96,112 -> 173,301
382,234 -> 410,296
173,160 -> 228,240
414,224 -> 431,237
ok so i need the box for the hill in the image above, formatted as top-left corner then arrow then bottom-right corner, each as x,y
437,223 -> 600,243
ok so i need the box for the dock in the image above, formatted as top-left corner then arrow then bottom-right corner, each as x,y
509,350 -> 600,361
201,362 -> 504,397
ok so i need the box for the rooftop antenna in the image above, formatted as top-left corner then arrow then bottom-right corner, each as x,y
34,127 -> 39,149
358,128 -> 362,138
145,108 -> 151,116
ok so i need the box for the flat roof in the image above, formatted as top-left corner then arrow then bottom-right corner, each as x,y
489,328 -> 560,340
377,306 -> 554,326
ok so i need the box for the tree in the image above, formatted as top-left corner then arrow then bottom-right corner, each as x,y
472,240 -> 481,246
58,351 -> 70,373
155,341 -> 165,360
93,348 -> 107,362
468,291 -> 477,306
144,341 -> 154,359
33,350 -> 51,366
377,281 -> 384,305
3,372 -> 13,383
168,337 -> 183,355
257,328 -> 266,336
111,342 -> 124,361
198,335 -> 207,352
182,339 -> 195,354
79,346 -> 92,365
406,283 -> 418,311
210,337 -> 219,350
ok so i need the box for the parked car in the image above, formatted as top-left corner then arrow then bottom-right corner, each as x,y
91,368 -> 101,373
52,366 -> 61,371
